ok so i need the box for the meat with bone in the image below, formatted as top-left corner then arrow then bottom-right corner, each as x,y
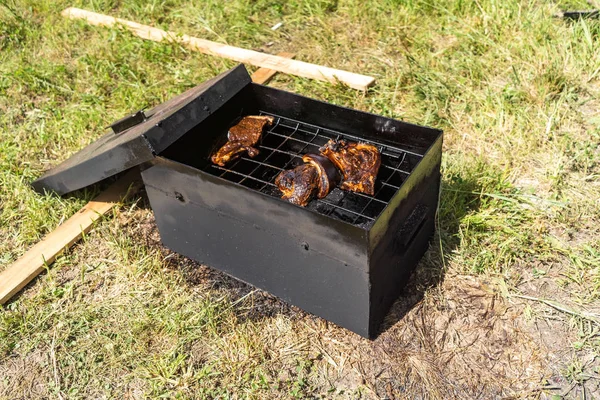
319,139 -> 381,196
301,154 -> 340,199
211,115 -> 274,166
275,164 -> 319,207
276,154 -> 340,207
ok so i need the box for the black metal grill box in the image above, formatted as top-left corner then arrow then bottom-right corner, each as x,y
33,65 -> 443,338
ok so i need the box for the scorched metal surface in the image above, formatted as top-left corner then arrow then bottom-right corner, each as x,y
32,64 -> 443,338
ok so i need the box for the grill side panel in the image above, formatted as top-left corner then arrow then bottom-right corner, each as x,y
367,136 -> 443,337
142,158 -> 372,337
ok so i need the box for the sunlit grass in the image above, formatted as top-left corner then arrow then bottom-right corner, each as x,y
1,0 -> 599,397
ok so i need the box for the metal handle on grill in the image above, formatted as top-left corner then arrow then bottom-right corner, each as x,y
395,204 -> 429,255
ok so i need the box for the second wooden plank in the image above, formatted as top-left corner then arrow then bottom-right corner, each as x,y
0,170 -> 140,305
251,52 -> 295,85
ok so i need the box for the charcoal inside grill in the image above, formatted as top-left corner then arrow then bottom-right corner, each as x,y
338,191 -> 371,211
239,177 -> 265,191
261,131 -> 287,149
252,164 -> 280,182
220,171 -> 244,183
376,168 -> 404,190
372,184 -> 397,203
203,113 -> 424,227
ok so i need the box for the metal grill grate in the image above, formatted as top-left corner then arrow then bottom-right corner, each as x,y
203,112 -> 424,227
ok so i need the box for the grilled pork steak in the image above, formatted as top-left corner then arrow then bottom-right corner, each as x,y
211,115 -> 274,166
320,140 -> 381,195
275,164 -> 319,207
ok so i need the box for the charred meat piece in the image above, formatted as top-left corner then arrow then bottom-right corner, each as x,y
301,154 -> 340,199
275,164 -> 319,207
211,141 -> 260,166
227,115 -> 274,142
276,155 -> 339,207
320,140 -> 381,196
211,115 -> 274,166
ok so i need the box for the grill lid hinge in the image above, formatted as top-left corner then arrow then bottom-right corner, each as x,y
110,110 -> 147,134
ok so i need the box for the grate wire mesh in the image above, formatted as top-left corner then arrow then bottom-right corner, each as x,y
204,112 -> 423,227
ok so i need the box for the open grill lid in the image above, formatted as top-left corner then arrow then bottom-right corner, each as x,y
32,65 -> 251,195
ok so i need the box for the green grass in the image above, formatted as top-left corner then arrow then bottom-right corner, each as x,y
1,0 -> 600,398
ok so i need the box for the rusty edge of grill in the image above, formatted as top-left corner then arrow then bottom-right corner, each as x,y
203,112 -> 424,227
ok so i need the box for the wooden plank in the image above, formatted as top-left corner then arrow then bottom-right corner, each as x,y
61,7 -> 376,91
251,52 -> 295,84
0,170 -> 140,305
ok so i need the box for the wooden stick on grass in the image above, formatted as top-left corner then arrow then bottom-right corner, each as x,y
0,170 -> 141,305
0,62 -> 289,306
61,7 -> 375,91
251,52 -> 295,84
